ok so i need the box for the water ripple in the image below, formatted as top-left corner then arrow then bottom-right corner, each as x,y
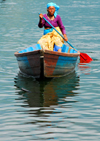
0,0 -> 100,140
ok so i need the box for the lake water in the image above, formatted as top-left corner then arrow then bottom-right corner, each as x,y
0,0 -> 100,140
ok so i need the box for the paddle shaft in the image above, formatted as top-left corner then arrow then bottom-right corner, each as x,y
39,13 -> 78,51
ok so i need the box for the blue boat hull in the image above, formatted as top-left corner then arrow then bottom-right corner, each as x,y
14,44 -> 80,78
43,50 -> 79,77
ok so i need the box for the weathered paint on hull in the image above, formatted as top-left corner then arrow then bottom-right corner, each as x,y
44,50 -> 79,77
14,50 -> 79,78
14,50 -> 42,78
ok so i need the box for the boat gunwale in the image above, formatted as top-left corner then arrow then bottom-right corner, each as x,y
14,49 -> 80,58
14,50 -> 41,57
44,50 -> 80,57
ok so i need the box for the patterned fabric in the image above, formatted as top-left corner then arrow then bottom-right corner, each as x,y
37,27 -> 64,51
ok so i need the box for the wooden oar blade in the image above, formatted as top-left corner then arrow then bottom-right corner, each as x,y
80,53 -> 93,63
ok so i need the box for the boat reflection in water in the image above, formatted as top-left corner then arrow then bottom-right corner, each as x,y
14,71 -> 80,108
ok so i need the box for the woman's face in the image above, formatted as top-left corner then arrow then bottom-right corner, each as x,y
47,6 -> 55,16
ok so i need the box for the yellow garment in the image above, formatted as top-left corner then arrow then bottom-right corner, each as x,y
37,27 -> 64,51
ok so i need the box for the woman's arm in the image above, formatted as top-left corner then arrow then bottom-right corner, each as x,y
38,13 -> 45,28
63,34 -> 68,41
57,15 -> 68,41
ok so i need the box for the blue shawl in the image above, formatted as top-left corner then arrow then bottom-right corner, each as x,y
47,2 -> 59,18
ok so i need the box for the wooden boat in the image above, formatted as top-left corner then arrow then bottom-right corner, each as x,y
14,44 -> 80,78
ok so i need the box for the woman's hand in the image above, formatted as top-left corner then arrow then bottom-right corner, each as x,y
39,13 -> 43,23
63,34 -> 68,42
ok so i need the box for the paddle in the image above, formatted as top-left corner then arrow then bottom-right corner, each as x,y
39,13 -> 93,63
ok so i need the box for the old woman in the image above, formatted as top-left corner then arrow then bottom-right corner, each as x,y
37,2 -> 68,52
